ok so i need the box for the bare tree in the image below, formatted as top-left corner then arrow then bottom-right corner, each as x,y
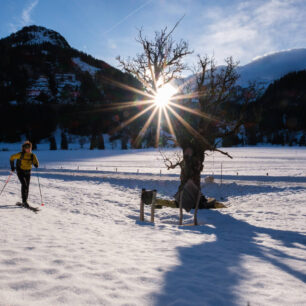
166,55 -> 261,193
117,23 -> 257,198
116,18 -> 192,94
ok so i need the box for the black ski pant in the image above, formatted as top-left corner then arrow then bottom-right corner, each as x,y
17,170 -> 31,203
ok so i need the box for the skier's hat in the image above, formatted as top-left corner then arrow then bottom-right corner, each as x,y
22,140 -> 32,151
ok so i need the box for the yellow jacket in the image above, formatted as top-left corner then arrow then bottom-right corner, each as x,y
10,152 -> 39,171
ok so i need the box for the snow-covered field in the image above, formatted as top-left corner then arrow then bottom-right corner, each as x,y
0,148 -> 305,306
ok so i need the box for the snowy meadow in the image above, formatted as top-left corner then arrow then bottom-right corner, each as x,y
0,147 -> 305,305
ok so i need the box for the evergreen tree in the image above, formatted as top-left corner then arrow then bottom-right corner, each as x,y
61,132 -> 68,150
121,137 -> 128,150
97,134 -> 105,150
299,134 -> 306,146
32,140 -> 37,150
90,135 -> 97,150
49,136 -> 57,150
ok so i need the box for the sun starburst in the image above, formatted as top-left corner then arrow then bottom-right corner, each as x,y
98,76 -> 219,148
154,83 -> 177,108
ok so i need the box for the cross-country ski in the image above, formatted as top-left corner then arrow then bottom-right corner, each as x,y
16,202 -> 40,213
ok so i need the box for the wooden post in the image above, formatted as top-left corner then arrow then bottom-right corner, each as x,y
151,190 -> 157,223
221,163 -> 223,185
179,190 -> 183,225
140,188 -> 145,221
194,191 -> 201,226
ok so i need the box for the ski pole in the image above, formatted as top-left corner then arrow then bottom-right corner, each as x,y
0,172 -> 13,197
35,169 -> 44,206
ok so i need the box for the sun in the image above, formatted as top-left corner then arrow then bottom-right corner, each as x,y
154,83 -> 177,108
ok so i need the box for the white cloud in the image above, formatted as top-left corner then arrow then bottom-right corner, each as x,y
21,0 -> 39,25
192,0 -> 306,65
9,0 -> 39,33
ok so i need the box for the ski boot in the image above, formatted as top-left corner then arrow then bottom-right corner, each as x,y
22,201 -> 30,208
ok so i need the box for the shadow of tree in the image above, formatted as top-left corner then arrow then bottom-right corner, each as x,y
28,171 -> 305,204
151,210 -> 306,305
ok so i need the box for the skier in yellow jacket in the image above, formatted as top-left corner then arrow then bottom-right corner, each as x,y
10,141 -> 39,207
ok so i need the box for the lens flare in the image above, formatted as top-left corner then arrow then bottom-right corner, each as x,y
154,83 -> 177,108
101,76 -> 218,148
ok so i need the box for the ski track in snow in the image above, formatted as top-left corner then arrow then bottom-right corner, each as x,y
0,148 -> 305,306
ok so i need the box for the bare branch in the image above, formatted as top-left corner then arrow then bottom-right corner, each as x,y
160,150 -> 183,170
117,20 -> 192,94
213,148 -> 233,159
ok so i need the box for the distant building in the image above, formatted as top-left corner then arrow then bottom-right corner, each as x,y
27,75 -> 51,99
26,73 -> 81,103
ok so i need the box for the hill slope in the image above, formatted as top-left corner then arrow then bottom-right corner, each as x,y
243,70 -> 306,146
0,25 -> 140,106
0,25 -> 143,144
237,48 -> 306,87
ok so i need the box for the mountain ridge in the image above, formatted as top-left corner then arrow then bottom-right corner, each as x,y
237,48 -> 306,86
1,25 -> 70,49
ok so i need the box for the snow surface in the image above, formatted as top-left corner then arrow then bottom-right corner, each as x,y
0,148 -> 305,305
72,57 -> 101,76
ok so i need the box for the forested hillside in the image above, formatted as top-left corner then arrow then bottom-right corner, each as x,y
0,25 -> 144,146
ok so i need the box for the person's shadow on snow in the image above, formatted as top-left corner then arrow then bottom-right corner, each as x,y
152,210 -> 306,306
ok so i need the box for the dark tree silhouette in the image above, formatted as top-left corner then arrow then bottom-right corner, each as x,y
49,136 -> 57,150
90,135 -> 97,150
117,18 -> 192,95
97,134 -> 105,150
61,132 -> 68,150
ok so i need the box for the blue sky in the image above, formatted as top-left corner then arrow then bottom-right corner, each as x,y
1,0 -> 306,69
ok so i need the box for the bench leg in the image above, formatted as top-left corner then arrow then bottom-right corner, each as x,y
140,188 -> 145,221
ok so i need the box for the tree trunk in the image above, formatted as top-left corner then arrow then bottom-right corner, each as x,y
177,146 -> 205,194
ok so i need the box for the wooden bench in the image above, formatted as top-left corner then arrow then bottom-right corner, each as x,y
139,188 -> 201,226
